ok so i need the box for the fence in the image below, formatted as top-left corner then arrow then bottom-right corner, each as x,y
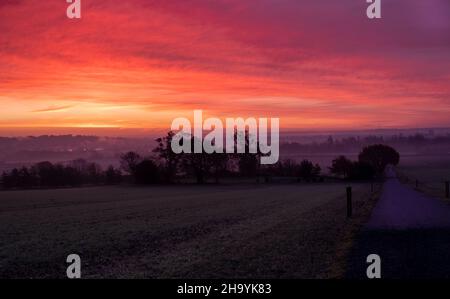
397,171 -> 449,199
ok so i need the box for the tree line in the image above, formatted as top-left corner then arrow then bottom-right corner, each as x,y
1,131 -> 400,189
329,144 -> 400,180
1,160 -> 121,189
282,132 -> 450,154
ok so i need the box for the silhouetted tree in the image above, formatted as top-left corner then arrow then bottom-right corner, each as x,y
105,166 -> 122,185
181,137 -> 213,184
62,166 -> 83,186
358,144 -> 400,175
235,129 -> 260,177
4,168 -> 20,188
209,152 -> 229,183
17,167 -> 36,188
1,171 -> 11,189
238,153 -> 258,177
312,163 -> 321,178
134,160 -> 160,185
329,156 -> 354,179
120,152 -> 142,176
348,161 -> 375,180
34,161 -> 56,187
86,162 -> 102,184
53,164 -> 68,186
298,159 -> 321,182
153,131 -> 182,183
282,159 -> 299,177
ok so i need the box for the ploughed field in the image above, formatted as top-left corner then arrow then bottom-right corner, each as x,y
0,183 -> 376,278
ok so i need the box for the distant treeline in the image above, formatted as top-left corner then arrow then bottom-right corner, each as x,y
0,132 -> 449,153
1,131 -> 400,189
1,160 -> 121,189
281,133 -> 450,154
118,132 -> 333,185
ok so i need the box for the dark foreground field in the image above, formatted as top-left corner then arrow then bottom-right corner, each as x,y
346,228 -> 450,279
0,183 -> 376,279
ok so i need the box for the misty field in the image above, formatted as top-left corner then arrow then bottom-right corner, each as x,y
0,183 -> 376,279
398,154 -> 450,199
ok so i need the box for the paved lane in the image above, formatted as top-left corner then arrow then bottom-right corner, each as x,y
367,173 -> 450,229
347,166 -> 450,278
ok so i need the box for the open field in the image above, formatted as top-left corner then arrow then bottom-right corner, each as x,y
0,183 -> 377,279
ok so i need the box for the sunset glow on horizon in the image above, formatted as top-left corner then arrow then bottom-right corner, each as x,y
1,0 -> 449,134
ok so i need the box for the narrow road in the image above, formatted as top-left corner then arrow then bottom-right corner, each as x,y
367,166 -> 450,229
347,166 -> 450,278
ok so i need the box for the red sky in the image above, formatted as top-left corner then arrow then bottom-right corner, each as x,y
0,0 -> 449,134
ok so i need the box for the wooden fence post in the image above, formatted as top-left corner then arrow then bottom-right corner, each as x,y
347,186 -> 352,218
446,181 -> 449,199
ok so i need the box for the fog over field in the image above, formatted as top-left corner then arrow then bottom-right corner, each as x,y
1,128 -> 449,172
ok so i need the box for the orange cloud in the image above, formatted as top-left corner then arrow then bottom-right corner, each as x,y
32,105 -> 75,113
0,0 -> 449,133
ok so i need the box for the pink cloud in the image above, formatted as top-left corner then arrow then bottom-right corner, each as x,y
0,0 -> 449,130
